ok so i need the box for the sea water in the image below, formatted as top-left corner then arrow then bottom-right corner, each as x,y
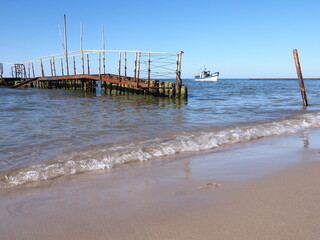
1,79 -> 320,188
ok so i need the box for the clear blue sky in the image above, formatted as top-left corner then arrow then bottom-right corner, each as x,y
1,0 -> 320,78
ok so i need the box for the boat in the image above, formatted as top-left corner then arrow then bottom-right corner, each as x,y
194,67 -> 219,81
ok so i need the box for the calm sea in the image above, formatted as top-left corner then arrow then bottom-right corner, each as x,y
1,79 -> 320,188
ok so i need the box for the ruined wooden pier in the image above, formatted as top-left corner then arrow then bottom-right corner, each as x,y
1,15 -> 187,98
0,50 -> 187,99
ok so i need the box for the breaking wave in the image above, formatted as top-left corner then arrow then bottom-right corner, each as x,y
1,112 -> 320,189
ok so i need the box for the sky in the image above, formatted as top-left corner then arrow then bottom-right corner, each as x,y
1,0 -> 320,78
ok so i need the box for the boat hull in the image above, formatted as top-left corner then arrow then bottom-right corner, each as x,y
194,75 -> 218,81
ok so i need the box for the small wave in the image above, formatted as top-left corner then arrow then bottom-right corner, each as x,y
1,112 -> 320,189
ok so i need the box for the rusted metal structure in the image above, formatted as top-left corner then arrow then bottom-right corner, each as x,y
11,64 -> 26,78
1,14 -> 187,98
0,50 -> 187,99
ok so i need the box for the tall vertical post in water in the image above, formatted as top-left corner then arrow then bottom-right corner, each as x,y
40,58 -> 45,77
80,22 -> 85,75
73,56 -> 77,75
64,14 -> 69,76
98,52 -> 101,76
23,64 -> 27,78
175,51 -> 183,98
52,56 -> 56,76
134,52 -> 137,85
148,53 -> 151,81
61,59 -> 64,76
87,54 -> 90,74
102,25 -> 106,74
32,62 -> 35,78
50,59 -> 54,76
124,52 -> 127,77
137,52 -> 141,81
118,52 -> 121,81
28,63 -> 31,78
179,51 -> 183,75
293,49 -> 308,107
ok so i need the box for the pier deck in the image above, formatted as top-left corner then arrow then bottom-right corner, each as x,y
1,73 -> 187,98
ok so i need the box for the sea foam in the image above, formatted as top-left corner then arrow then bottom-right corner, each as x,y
1,112 -> 320,189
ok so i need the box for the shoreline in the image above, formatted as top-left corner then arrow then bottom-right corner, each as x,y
249,78 -> 320,80
1,129 -> 320,239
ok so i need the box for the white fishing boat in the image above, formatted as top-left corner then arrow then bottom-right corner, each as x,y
194,67 -> 219,81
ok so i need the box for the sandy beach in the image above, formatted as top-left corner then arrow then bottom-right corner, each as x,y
2,1 -> 320,239
1,129 -> 320,240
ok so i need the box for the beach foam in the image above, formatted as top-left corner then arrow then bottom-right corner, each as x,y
1,111 -> 320,189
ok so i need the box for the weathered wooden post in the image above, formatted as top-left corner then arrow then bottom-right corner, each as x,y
103,51 -> 106,75
179,51 -> 183,74
293,49 -> 308,107
40,59 -> 45,77
64,14 -> 69,76
61,59 -> 64,76
134,52 -> 137,82
73,56 -> 77,75
175,51 -> 183,98
102,25 -> 106,75
148,53 -> 151,81
80,22 -> 85,75
98,52 -> 101,76
32,62 -> 35,78
124,52 -> 127,77
81,51 -> 85,74
28,63 -> 31,78
23,64 -> 27,79
118,52 -> 121,82
52,56 -> 56,76
137,52 -> 141,82
87,54 -> 90,75
50,59 -> 54,76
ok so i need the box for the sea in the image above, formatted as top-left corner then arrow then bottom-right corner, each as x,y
1,79 -> 320,189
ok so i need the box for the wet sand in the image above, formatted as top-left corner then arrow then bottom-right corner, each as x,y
1,129 -> 320,240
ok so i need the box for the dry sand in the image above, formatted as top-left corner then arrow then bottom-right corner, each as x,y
1,129 -> 320,239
